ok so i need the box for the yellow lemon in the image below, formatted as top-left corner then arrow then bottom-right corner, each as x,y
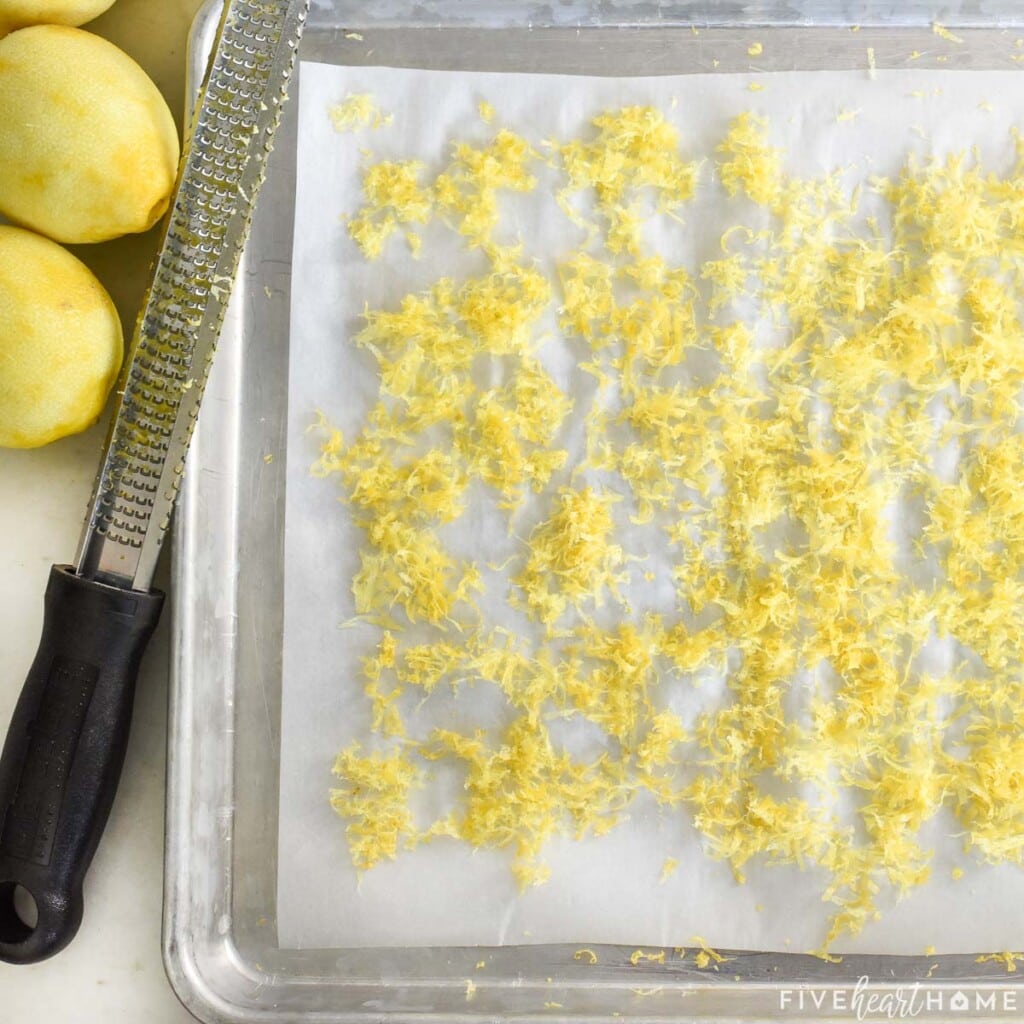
0,25 -> 179,244
0,0 -> 117,37
0,225 -> 123,448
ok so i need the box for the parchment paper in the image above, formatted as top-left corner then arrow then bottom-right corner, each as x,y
279,61 -> 1024,952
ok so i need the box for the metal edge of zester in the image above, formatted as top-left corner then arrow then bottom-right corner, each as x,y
0,0 -> 310,965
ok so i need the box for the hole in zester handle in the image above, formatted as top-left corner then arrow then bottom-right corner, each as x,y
0,882 -> 38,943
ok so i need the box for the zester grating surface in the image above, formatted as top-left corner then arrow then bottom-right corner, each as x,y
75,0 -> 309,592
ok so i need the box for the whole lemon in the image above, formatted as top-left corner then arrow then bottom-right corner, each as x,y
0,1 -> 117,37
0,25 -> 179,244
0,225 -> 123,448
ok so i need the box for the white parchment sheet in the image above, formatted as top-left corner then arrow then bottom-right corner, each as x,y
279,61 -> 1024,952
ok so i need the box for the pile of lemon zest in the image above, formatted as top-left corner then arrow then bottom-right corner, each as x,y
557,106 -> 699,255
717,113 -> 783,207
348,124 -> 539,260
637,710 -> 687,774
351,522 -> 475,626
561,618 -> 667,748
347,159 -> 432,259
457,265 -> 553,353
435,128 -> 538,252
514,487 -> 626,627
421,717 -> 626,887
329,745 -> 420,871
329,92 -> 393,133
702,254 -> 747,312
747,42 -> 763,56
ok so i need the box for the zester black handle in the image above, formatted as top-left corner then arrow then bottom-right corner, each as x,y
0,565 -> 163,964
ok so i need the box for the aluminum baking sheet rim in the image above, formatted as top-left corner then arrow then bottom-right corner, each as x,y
164,4 -> 1024,1022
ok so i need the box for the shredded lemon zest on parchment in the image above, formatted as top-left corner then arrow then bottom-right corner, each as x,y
319,95 -> 1024,952
329,93 -> 393,133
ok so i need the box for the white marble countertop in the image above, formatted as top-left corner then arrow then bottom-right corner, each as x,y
1,0 -> 206,1018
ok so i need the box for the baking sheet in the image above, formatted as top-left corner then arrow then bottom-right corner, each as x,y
279,60 -> 1024,953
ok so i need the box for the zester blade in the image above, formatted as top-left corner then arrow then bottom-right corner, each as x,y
74,0 -> 309,592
